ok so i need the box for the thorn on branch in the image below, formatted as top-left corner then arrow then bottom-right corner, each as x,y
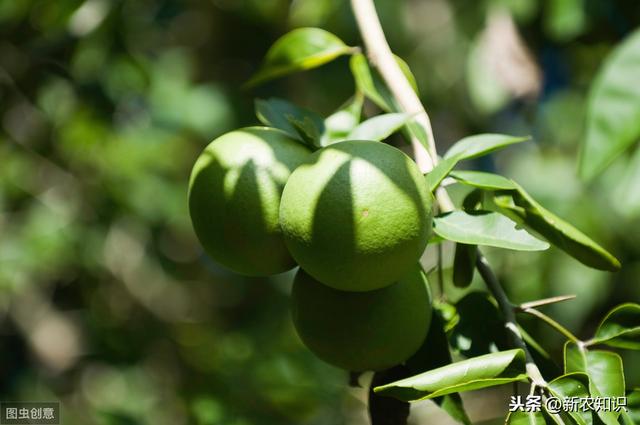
516,295 -> 577,311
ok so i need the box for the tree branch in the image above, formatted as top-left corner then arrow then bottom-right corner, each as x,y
350,0 -> 436,172
349,0 -> 547,394
476,255 -> 547,387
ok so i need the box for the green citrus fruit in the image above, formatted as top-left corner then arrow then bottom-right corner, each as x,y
279,140 -> 432,291
188,127 -> 311,276
291,265 -> 432,371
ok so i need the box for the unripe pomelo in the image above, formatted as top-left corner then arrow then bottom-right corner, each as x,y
188,127 -> 311,276
291,265 -> 432,371
279,140 -> 432,291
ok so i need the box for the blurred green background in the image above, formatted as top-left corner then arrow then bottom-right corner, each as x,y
0,0 -> 639,424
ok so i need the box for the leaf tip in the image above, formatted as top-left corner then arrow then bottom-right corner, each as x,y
607,256 -> 622,272
242,74 -> 263,90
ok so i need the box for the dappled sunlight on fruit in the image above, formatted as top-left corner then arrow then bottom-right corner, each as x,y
188,127 -> 311,276
279,140 -> 433,292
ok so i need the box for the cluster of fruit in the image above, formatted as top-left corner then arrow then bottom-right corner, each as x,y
188,127 -> 434,371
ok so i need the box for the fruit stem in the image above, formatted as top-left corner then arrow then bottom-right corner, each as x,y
350,0 -> 548,395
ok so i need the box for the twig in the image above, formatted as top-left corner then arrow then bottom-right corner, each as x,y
349,0 -> 547,390
519,307 -> 581,344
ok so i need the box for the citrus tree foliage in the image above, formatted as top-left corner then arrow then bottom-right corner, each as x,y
1,1 -> 640,425
242,18 -> 639,424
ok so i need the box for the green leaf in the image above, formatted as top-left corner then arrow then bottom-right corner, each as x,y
425,155 -> 461,192
349,53 -> 431,151
462,188 -> 483,211
547,373 -> 592,425
322,94 -> 363,145
450,170 -> 518,191
246,28 -> 354,87
564,344 -> 625,398
346,112 -> 411,141
255,98 -> 325,147
591,303 -> 640,349
288,115 -> 322,147
349,53 -> 418,112
624,388 -> 640,425
444,134 -> 530,161
350,53 -> 390,111
580,28 -> 640,180
493,181 -> 621,271
406,311 -> 471,424
453,243 -> 477,288
437,394 -> 471,425
433,211 -> 550,251
622,411 -> 636,425
405,120 -> 432,153
564,342 -> 624,425
449,168 -> 617,272
505,410 -> 551,425
396,55 -> 420,95
506,408 -> 579,425
449,292 -> 509,357
435,301 -> 460,333
374,349 -> 527,401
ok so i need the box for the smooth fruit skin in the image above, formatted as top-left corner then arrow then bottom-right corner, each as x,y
279,140 -> 432,291
291,265 -> 432,371
188,127 -> 311,276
